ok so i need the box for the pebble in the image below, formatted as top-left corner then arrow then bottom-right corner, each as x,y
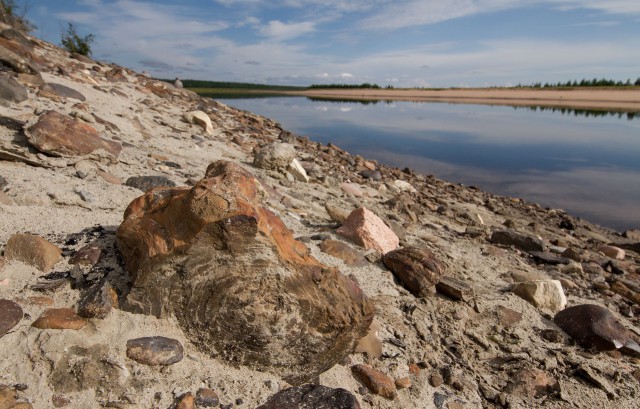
496,305 -> 523,327
512,280 -> 567,313
360,169 -> 382,180
351,364 -> 397,399
31,308 -> 88,330
395,377 -> 411,389
176,392 -> 195,409
430,373 -> 444,387
597,245 -> 625,260
325,203 -> 351,223
435,277 -> 473,302
126,336 -> 184,365
0,299 -> 23,338
4,233 -> 62,273
69,243 -> 102,266
503,368 -> 559,398
125,175 -> 176,192
195,388 -> 219,407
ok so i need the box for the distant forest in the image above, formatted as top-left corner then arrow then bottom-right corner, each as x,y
517,77 -> 640,88
158,79 -> 305,91
309,83 -> 386,89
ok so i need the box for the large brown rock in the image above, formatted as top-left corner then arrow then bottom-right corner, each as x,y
4,233 -> 61,272
383,246 -> 445,297
24,110 -> 121,162
116,161 -> 374,384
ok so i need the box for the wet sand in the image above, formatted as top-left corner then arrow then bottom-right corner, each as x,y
287,88 -> 640,111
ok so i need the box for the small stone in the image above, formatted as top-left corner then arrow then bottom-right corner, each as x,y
512,280 -> 567,313
340,182 -> 364,197
554,304 -> 639,354
183,111 -> 213,135
529,251 -> 571,265
256,384 -> 361,409
360,170 -> 382,181
325,203 -> 351,224
597,245 -> 625,260
320,240 -> 367,267
435,277 -> 473,301
77,281 -> 117,319
496,306 -> 523,327
31,308 -> 87,330
125,175 -> 176,192
383,246 -> 444,297
337,207 -> 399,254
96,170 -> 121,184
176,392 -> 195,409
561,263 -> 583,276
503,369 -> 559,398
562,247 -> 584,262
395,377 -> 411,389
69,243 -> 102,266
74,189 -> 94,203
430,373 -> 444,387
126,336 -> 184,365
352,364 -> 397,399
0,74 -> 28,105
489,230 -> 545,252
4,233 -> 62,272
0,385 -> 17,408
0,299 -> 23,338
195,388 -> 219,407
52,395 -> 71,407
408,364 -> 420,375
253,142 -> 296,171
622,229 -> 640,241
288,159 -> 309,182
76,170 -> 88,179
394,180 -> 417,193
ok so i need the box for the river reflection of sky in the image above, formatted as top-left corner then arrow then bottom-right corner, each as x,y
219,97 -> 640,231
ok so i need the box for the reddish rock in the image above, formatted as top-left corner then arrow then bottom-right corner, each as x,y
395,377 -> 411,389
96,170 -> 121,184
496,306 -> 523,327
340,183 -> 364,197
435,277 -> 473,301
337,207 -> 399,254
31,308 -> 87,330
320,239 -> 367,267
352,364 -> 397,399
554,304 -> 639,355
4,233 -> 61,272
382,246 -> 445,297
175,392 -> 195,409
116,161 -> 374,385
52,395 -> 71,407
0,385 -> 18,408
24,110 -> 122,162
0,299 -> 23,338
503,369 -> 559,398
195,388 -> 219,407
126,336 -> 183,366
256,384 -> 361,409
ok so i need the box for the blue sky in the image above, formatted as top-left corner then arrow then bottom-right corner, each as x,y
20,0 -> 640,87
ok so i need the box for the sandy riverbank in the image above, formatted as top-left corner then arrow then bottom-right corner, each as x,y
287,88 -> 640,111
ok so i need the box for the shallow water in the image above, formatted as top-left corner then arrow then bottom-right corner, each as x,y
217,97 -> 640,231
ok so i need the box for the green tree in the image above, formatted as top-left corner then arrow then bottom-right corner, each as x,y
61,23 -> 95,56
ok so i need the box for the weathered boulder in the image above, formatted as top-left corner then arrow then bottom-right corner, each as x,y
256,384 -> 361,409
24,111 -> 122,162
4,233 -> 61,272
554,304 -> 640,355
512,280 -> 566,313
489,230 -> 545,252
383,246 -> 445,297
336,207 -> 399,254
253,142 -> 296,171
116,161 -> 374,384
0,44 -> 38,74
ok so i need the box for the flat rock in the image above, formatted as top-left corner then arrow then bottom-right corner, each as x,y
125,336 -> 184,366
256,384 -> 361,409
383,246 -> 445,297
116,161 -> 374,384
503,369 -> 559,398
4,233 -> 61,272
496,306 -> 523,327
340,182 -> 364,197
319,240 -> 367,267
554,304 -> 639,354
24,110 -> 122,162
337,207 -> 399,254
435,276 -> 473,301
44,83 -> 86,101
31,308 -> 88,330
512,280 -> 566,313
597,245 -> 625,260
529,251 -> 571,265
77,281 -> 117,319
288,159 -> 309,182
253,142 -> 296,171
0,44 -> 38,74
0,299 -> 23,338
125,175 -> 176,192
351,364 -> 397,399
183,110 -> 213,135
489,230 -> 545,252
0,74 -> 27,105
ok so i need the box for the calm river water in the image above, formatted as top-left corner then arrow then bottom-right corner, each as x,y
217,97 -> 640,232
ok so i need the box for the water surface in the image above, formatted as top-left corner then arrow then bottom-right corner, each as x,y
218,97 -> 640,231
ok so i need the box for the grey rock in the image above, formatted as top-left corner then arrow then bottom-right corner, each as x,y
360,170 -> 382,181
0,44 -> 38,74
0,74 -> 27,105
126,336 -> 184,365
489,230 -> 545,252
125,175 -> 176,192
44,83 -> 86,101
0,299 -> 23,338
253,142 -> 296,171
529,251 -> 571,265
257,384 -> 361,409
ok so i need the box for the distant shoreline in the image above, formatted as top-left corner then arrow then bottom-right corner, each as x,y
277,88 -> 640,112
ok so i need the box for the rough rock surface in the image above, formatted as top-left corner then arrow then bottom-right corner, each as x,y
489,229 -> 546,252
351,364 -> 397,399
0,74 -> 27,105
0,299 -> 22,338
336,207 -> 399,254
503,369 -> 559,398
253,142 -> 296,171
24,110 -> 122,161
116,161 -> 374,384
183,110 -> 213,135
4,233 -> 61,272
512,280 -> 567,313
382,246 -> 445,297
125,175 -> 176,192
256,384 -> 361,409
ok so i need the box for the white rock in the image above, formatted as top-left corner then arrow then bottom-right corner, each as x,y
394,180 -> 417,193
512,280 -> 567,313
288,159 -> 309,182
183,111 -> 213,135
597,245 -> 625,260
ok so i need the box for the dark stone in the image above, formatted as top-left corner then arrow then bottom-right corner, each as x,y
489,230 -> 545,252
69,243 -> 102,266
0,174 -> 7,190
125,175 -> 176,192
435,277 -> 473,301
256,384 -> 361,409
77,281 -> 117,319
359,170 -> 382,181
44,83 -> 86,101
0,74 -> 27,105
554,304 -> 639,354
195,388 -> 219,407
0,299 -> 23,338
529,251 -> 571,265
383,246 -> 445,297
125,336 -> 184,366
0,44 -> 38,74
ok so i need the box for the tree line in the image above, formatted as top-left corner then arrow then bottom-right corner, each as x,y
517,78 -> 640,88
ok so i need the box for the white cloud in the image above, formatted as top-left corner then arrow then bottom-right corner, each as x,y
340,72 -> 353,78
259,20 -> 315,40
